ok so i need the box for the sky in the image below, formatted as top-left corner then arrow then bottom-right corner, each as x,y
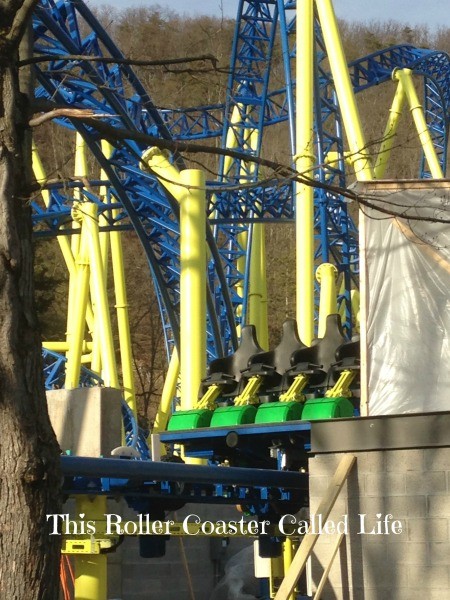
87,0 -> 449,30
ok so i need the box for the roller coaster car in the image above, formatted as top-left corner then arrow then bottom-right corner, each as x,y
245,318 -> 307,394
201,324 -> 265,397
287,314 -> 347,386
275,314 -> 354,421
246,318 -> 309,424
329,336 -> 360,387
167,325 -> 265,430
212,319 -> 308,426
299,322 -> 359,420
317,335 -> 361,416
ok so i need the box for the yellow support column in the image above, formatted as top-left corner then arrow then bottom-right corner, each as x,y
102,140 -> 137,415
152,348 -> 180,437
219,107 -> 269,344
90,142 -> 112,376
73,133 -> 88,238
235,228 -> 248,328
246,127 -> 269,349
142,149 -> 209,410
295,0 -> 316,346
98,140 -> 111,278
142,150 -> 209,446
222,104 -> 246,177
68,134 -> 88,348
374,78 -> 406,178
179,169 -> 207,411
248,221 -> 269,349
74,496 -> 107,600
82,202 -> 119,388
316,263 -> 338,338
141,149 -> 189,435
282,539 -> 296,600
315,0 -> 374,182
141,147 -> 183,198
315,0 -> 374,412
351,289 -> 360,333
221,105 -> 247,326
110,213 -> 137,414
394,69 -> 444,179
65,221 -> 91,389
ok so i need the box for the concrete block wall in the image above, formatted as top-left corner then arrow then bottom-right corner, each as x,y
309,447 -> 450,600
107,504 -> 251,600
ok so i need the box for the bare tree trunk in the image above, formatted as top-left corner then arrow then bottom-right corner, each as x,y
0,3 -> 62,598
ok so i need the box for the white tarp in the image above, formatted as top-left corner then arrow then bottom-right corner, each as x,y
363,185 -> 450,415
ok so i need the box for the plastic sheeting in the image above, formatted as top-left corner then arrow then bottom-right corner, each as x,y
210,546 -> 258,600
363,186 -> 450,415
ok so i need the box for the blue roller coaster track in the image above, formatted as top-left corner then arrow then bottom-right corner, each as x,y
33,0 -> 450,396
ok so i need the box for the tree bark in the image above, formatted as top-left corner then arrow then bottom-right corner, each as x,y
0,3 -> 62,598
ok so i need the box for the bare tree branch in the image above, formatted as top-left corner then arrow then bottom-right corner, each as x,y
6,0 -> 37,46
29,108 -> 112,127
19,53 -> 220,68
30,100 -> 450,224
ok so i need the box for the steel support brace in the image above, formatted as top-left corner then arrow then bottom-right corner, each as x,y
74,496 -> 107,600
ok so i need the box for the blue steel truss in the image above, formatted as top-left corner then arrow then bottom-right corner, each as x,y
42,348 -> 102,389
32,1 -> 450,388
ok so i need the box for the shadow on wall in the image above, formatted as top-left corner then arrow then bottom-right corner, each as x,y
210,546 -> 259,600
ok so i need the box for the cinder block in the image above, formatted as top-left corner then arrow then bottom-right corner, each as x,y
309,496 -> 349,519
309,475 -> 333,495
407,565 -> 449,589
407,518 -> 449,542
46,387 -> 122,456
311,552 -> 347,590
405,471 -> 447,494
429,542 -> 450,565
392,590 -> 436,600
354,588 -> 389,600
424,448 -> 450,471
351,494 -> 427,519
387,542 -> 429,565
365,472 -> 406,496
428,495 -> 450,518
123,563 -> 172,580
346,463 -> 366,496
348,587 -> 408,600
358,542 -> 408,584
308,453 -> 345,475
430,586 -> 450,600
123,594 -> 157,600
385,449 -> 424,472
353,451 -> 386,474
311,578 -> 346,598
107,558 -> 122,598
122,576 -> 165,593
307,446 -> 450,600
